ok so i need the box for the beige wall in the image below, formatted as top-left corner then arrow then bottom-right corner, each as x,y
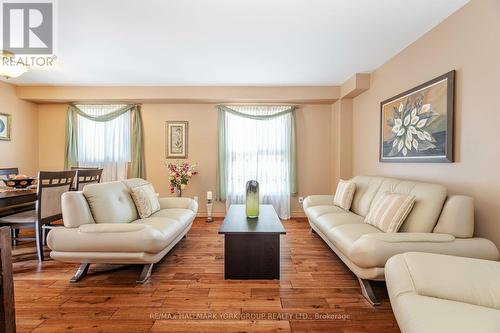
0,81 -> 38,175
332,99 -> 353,184
352,0 -> 500,247
37,103 -> 333,216
37,104 -> 67,170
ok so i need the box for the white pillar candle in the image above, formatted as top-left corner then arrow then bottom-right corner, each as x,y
207,191 -> 213,200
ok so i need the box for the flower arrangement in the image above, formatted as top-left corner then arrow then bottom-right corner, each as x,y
166,161 -> 198,196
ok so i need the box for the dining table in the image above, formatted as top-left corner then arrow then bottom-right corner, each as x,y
0,187 -> 37,217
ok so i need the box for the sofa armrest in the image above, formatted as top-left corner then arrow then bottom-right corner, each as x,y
303,195 -> 335,210
434,195 -> 474,238
361,233 -> 455,243
62,191 -> 95,228
79,223 -> 150,233
158,197 -> 198,213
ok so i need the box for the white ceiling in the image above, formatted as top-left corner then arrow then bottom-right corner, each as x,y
5,0 -> 469,86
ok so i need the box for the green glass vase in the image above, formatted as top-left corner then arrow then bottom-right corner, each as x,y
245,180 -> 259,218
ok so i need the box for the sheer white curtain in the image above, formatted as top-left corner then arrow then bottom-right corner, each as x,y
76,105 -> 130,182
225,106 -> 292,219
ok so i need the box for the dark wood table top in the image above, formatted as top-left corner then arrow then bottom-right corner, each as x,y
0,188 -> 37,209
219,205 -> 286,235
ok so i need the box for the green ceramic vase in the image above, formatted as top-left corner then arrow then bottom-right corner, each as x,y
245,180 -> 259,218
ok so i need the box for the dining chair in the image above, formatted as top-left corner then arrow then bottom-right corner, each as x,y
0,171 -> 76,262
74,168 -> 103,191
0,168 -> 19,179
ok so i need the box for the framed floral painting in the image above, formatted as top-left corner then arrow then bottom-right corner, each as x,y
165,121 -> 188,159
380,70 -> 454,162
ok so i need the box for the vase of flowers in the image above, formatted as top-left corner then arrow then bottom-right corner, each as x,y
166,161 -> 198,197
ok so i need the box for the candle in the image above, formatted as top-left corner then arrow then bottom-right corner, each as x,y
207,191 -> 213,200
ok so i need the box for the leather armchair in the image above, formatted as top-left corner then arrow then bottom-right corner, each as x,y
386,252 -> 500,333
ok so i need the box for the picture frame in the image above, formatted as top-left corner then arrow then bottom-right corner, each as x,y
0,112 -> 12,141
165,121 -> 188,159
380,70 -> 455,163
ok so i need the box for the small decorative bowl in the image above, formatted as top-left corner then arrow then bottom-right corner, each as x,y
2,177 -> 36,189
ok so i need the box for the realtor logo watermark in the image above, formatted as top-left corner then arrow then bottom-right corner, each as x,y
1,0 -> 56,68
2,1 -> 53,54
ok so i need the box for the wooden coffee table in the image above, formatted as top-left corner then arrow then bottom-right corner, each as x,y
218,204 -> 286,279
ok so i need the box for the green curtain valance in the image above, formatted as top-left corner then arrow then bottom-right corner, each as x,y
64,104 -> 145,179
216,105 -> 298,201
217,105 -> 296,120
67,104 -> 135,122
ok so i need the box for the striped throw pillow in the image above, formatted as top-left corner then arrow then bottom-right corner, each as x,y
333,180 -> 356,210
365,192 -> 416,232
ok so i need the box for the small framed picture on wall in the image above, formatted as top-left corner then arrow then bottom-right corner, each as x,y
165,121 -> 188,158
0,112 -> 12,141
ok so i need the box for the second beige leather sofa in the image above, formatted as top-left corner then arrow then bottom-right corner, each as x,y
304,176 -> 499,305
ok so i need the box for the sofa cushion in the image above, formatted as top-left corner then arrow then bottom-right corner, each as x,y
350,176 -> 385,217
333,180 -> 356,210
151,208 -> 195,228
130,183 -> 161,219
83,181 -> 138,224
133,217 -> 188,242
371,178 -> 447,232
325,223 -> 381,257
314,212 -> 364,235
47,217 -> 182,254
365,192 -> 416,232
305,205 -> 345,220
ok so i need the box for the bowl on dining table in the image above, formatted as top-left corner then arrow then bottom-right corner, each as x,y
2,175 -> 36,189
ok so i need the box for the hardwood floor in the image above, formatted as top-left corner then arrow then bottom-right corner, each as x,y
12,218 -> 399,333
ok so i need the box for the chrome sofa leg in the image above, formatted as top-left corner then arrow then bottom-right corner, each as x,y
70,263 -> 90,283
358,278 -> 380,306
136,264 -> 154,284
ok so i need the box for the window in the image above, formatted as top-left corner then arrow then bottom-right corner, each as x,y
76,105 -> 131,182
220,105 -> 296,219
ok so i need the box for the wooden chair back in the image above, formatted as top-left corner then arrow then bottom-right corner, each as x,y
37,171 -> 76,224
75,169 -> 103,191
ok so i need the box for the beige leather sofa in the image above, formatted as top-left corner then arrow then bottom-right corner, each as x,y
303,176 -> 499,305
47,179 -> 198,283
386,252 -> 500,333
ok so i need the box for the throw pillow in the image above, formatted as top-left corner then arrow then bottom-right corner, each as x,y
365,192 -> 416,232
333,180 -> 356,210
129,183 -> 161,219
